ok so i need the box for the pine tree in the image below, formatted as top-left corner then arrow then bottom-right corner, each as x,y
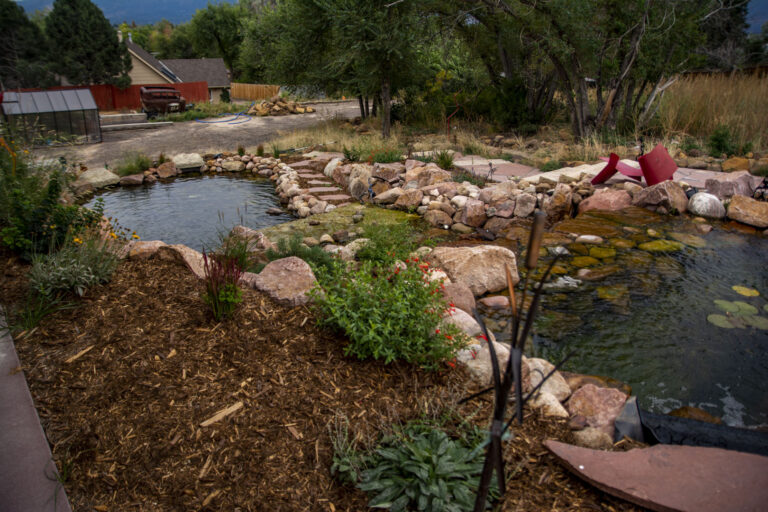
45,0 -> 132,87
0,0 -> 54,88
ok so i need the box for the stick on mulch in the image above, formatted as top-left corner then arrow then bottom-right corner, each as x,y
0,255 -> 640,512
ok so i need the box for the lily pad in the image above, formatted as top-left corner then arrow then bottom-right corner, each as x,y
638,239 -> 685,252
732,301 -> 758,316
732,285 -> 760,297
714,300 -> 740,313
707,314 -> 735,329
744,315 -> 768,330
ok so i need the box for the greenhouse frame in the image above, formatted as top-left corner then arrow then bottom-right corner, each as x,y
1,89 -> 101,146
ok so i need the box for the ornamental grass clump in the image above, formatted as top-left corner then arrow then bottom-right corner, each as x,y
201,251 -> 243,321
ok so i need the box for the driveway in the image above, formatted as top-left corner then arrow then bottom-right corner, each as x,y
37,101 -> 359,170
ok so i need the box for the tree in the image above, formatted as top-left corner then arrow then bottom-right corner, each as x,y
699,0 -> 749,70
0,0 -> 55,88
189,2 -> 247,78
45,0 -> 132,87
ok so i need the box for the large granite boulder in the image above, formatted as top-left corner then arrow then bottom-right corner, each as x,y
440,282 -> 476,315
687,192 -> 726,219
442,308 -> 482,337
72,168 -> 120,194
222,160 -> 245,172
459,198 -> 486,227
404,165 -> 452,188
526,357 -> 571,402
241,257 -> 317,306
424,210 -> 453,228
578,188 -> 632,213
372,187 -> 404,205
394,189 -> 424,210
157,244 -> 206,279
156,161 -> 179,179
543,183 -> 573,222
705,171 -> 756,200
727,195 -> 768,228
172,153 -> 204,171
323,157 -> 343,179
426,245 -> 519,296
128,240 -> 167,260
514,193 -> 537,218
631,181 -> 688,214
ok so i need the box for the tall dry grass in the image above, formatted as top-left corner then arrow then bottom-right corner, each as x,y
658,74 -> 768,150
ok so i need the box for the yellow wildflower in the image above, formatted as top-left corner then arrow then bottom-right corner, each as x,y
110,232 -> 118,239
131,234 -> 140,239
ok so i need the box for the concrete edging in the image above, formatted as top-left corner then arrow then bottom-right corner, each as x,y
0,308 -> 72,512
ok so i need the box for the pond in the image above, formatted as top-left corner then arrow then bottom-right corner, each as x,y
84,174 -> 293,250
480,209 -> 768,428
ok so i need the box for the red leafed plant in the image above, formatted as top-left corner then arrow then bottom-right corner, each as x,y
202,251 -> 243,321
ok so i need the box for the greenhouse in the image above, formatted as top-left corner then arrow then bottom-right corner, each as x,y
1,89 -> 101,145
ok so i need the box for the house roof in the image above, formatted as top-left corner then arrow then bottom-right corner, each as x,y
162,59 -> 230,88
125,40 -> 180,83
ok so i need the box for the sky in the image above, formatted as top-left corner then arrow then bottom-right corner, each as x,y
14,0 -> 768,30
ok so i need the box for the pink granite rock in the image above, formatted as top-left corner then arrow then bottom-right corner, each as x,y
727,195 -> 768,228
426,245 -> 519,296
241,257 -> 317,306
440,282 -> 476,314
631,181 -> 688,213
424,210 -> 453,228
394,189 -> 424,209
128,240 -> 167,260
156,161 -> 179,179
156,244 -> 206,279
578,188 -> 632,213
566,383 -> 628,438
460,199 -> 487,227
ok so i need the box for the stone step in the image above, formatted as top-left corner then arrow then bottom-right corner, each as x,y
297,173 -> 325,179
307,180 -> 333,185
318,194 -> 352,202
307,186 -> 341,194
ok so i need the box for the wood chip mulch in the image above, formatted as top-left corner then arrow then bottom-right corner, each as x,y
1,254 -> 639,511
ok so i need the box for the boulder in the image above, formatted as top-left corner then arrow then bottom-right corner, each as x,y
459,199 -> 487,227
727,195 -> 768,228
566,383 -> 628,438
421,182 -> 459,198
450,223 -> 475,234
578,188 -> 632,213
372,187 -> 404,205
72,168 -> 120,194
394,189 -> 424,210
172,153 -> 204,171
119,173 -> 145,186
483,217 -> 513,236
156,161 -> 179,179
572,427 -> 614,450
462,341 -> 511,386
157,244 -> 206,279
530,391 -> 570,418
526,358 -> 571,402
404,165 -> 452,188
514,193 -> 537,218
631,181 -> 688,214
128,240 -> 167,260
323,157 -> 343,179
428,201 -> 456,216
424,210 -> 453,228
442,308 -> 482,337
543,183 -> 573,222
721,157 -> 750,172
426,245 -> 519,296
705,171 -> 756,200
478,296 -> 510,309
241,257 -> 317,306
348,178 -> 369,201
441,282 -> 476,315
230,225 -> 277,252
372,162 -> 404,182
687,192 -> 726,219
222,160 -> 245,172
339,238 -> 370,261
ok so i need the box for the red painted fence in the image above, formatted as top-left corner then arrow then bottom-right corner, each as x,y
19,82 -> 210,111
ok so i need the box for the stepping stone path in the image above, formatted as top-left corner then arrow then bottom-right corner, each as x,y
454,156 -> 539,182
290,165 -> 352,205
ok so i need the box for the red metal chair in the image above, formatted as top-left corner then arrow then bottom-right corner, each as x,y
591,153 -> 643,185
638,144 -> 678,186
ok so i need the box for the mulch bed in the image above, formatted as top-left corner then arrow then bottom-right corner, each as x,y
1,253 -> 639,511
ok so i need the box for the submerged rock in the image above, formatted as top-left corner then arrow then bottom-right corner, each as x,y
638,239 -> 685,252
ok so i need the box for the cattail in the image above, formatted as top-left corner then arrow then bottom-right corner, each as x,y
525,211 -> 546,269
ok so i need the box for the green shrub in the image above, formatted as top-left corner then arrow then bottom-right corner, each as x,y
263,234 -> 340,281
256,144 -> 265,157
343,144 -> 364,162
708,125 -> 737,157
452,170 -> 485,187
312,259 -> 463,370
237,144 -> 245,156
538,160 -> 564,173
368,147 -> 403,164
210,231 -> 252,272
271,144 -> 281,158
681,136 -> 701,154
28,234 -> 121,297
0,149 -> 102,259
113,151 -> 152,177
356,222 -> 424,265
201,251 -> 243,321
329,415 -> 368,485
10,293 -> 75,333
357,425 -> 492,512
434,150 -> 454,170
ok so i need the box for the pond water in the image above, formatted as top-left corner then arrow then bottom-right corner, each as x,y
480,209 -> 768,427
84,174 -> 292,250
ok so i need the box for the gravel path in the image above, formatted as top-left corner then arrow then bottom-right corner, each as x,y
36,101 -> 359,170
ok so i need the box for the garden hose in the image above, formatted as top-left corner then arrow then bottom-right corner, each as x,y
194,102 -> 255,125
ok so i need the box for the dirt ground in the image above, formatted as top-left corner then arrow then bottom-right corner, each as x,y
0,252 -> 641,512
35,101 -> 359,172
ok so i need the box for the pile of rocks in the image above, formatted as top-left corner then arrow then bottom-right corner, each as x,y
247,98 -> 315,116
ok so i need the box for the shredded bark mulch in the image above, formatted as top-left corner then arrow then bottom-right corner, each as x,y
1,254 -> 639,511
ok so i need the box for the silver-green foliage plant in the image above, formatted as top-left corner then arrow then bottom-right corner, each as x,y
357,426 -> 490,512
28,237 -> 120,297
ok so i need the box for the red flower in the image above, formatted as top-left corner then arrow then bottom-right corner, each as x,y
445,334 -> 453,341
413,257 -> 419,262
435,328 -> 440,334
447,358 -> 456,368
477,334 -> 488,342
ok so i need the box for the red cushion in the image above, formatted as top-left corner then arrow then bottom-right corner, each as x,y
638,144 -> 677,186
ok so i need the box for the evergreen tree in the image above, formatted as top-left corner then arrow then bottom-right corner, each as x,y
0,0 -> 54,88
46,0 -> 132,87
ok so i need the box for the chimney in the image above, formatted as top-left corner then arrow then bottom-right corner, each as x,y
117,29 -> 123,43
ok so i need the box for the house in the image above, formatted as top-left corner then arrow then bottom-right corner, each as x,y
121,34 -> 230,102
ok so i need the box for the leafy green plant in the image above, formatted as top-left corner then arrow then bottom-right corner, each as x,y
343,144 -> 364,162
434,150 -> 454,170
538,160 -> 564,173
237,144 -> 246,156
452,170 -> 485,187
28,233 -> 122,297
329,414 -> 367,485
271,144 -> 281,159
358,425 -> 492,511
312,259 -> 463,370
9,293 -> 75,333
356,222 -> 423,265
256,144 -> 265,157
202,251 -> 243,321
368,147 -> 403,164
113,151 -> 152,177
708,125 -> 737,157
680,136 -> 702,154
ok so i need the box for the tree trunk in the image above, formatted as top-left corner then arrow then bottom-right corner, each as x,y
358,95 -> 366,118
372,95 -> 378,117
364,96 -> 370,118
381,78 -> 391,138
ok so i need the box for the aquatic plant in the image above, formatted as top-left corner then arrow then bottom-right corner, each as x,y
707,290 -> 768,330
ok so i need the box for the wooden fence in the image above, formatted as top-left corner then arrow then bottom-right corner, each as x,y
230,83 -> 280,101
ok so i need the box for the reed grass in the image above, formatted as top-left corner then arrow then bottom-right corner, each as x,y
657,74 -> 768,151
